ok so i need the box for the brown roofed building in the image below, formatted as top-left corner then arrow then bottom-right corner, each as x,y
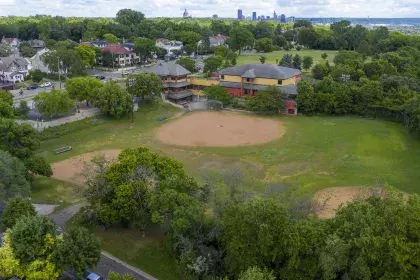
98,44 -> 139,67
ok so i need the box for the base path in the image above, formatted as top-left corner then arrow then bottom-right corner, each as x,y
157,111 -> 285,147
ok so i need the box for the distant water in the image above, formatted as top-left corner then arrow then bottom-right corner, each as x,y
303,18 -> 420,28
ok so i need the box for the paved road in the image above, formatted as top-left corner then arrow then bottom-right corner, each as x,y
11,81 -> 63,102
49,205 -> 156,280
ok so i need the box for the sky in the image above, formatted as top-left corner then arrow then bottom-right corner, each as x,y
0,0 -> 420,18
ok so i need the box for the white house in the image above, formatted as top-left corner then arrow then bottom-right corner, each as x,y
0,57 -> 30,83
1,36 -> 20,53
155,38 -> 183,54
198,34 -> 229,48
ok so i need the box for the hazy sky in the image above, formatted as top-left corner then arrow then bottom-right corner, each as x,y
0,0 -> 419,18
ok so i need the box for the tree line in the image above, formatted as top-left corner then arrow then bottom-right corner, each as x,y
72,147 -> 420,280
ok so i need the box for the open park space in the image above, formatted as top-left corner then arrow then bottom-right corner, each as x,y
237,50 -> 338,66
33,105 -> 420,279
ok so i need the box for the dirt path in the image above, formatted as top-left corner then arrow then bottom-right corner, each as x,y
157,111 -> 285,147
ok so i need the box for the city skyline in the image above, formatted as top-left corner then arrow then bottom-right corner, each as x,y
1,0 -> 420,18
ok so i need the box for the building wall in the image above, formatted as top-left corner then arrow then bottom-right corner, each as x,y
221,75 -> 242,83
188,78 -> 219,87
253,77 -> 296,86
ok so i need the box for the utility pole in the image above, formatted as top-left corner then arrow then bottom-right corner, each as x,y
57,57 -> 61,89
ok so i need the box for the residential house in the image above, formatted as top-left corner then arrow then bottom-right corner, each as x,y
139,62 -> 192,104
98,44 -> 139,67
80,40 -> 109,48
0,57 -> 30,83
217,64 -> 301,114
155,39 -> 183,54
1,36 -> 19,51
28,39 -> 45,50
198,34 -> 229,48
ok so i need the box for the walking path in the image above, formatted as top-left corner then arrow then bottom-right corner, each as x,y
16,107 -> 101,131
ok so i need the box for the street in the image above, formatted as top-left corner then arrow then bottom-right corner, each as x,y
12,81 -> 64,106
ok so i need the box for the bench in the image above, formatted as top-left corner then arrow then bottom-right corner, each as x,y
53,146 -> 72,155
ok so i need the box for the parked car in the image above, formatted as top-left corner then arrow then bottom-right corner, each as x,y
39,82 -> 52,88
27,84 -> 38,90
83,271 -> 104,280
95,75 -> 106,80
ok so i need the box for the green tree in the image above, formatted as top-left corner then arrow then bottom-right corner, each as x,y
95,81 -> 131,119
312,62 -> 330,80
274,35 -> 287,48
177,57 -> 195,73
134,37 -> 156,63
116,9 -> 145,27
1,197 -> 36,229
215,45 -> 229,58
0,43 -> 12,56
54,227 -> 101,276
279,54 -> 293,68
246,86 -> 285,113
177,31 -> 202,54
0,118 -> 39,159
297,27 -> 317,48
321,52 -> 328,60
296,80 -> 317,114
75,45 -> 97,68
228,26 -> 254,54
203,56 -> 223,74
253,21 -> 274,40
293,54 -> 302,70
65,77 -> 103,102
302,56 -> 314,71
356,40 -> 372,58
10,215 -> 57,263
18,100 -> 30,117
103,33 -> 118,44
222,199 -> 296,275
30,69 -> 44,83
20,45 -> 36,57
0,90 -> 14,118
127,72 -> 162,102
254,38 -> 274,53
203,85 -> 232,105
24,156 -> 53,177
34,89 -> 75,118
0,150 -> 31,201
259,55 -> 266,64
239,267 -> 275,280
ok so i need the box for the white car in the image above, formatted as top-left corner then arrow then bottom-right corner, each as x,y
39,82 -> 52,88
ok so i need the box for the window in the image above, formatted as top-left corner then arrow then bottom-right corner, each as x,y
278,80 -> 283,85
221,75 -> 224,80
246,78 -> 251,82
171,77 -> 176,80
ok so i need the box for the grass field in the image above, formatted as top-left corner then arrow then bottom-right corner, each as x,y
236,50 -> 338,67
35,105 -> 420,278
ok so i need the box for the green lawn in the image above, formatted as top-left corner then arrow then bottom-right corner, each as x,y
36,106 -> 420,278
237,50 -> 338,67
31,177 -> 83,205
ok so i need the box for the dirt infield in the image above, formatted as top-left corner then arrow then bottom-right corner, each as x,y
314,186 -> 408,219
52,149 -> 121,184
157,111 -> 285,147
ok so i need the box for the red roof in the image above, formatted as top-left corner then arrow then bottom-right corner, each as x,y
3,38 -> 17,43
100,44 -> 134,54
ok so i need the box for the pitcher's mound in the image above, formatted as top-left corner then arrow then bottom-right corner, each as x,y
52,149 -> 121,184
157,111 -> 285,147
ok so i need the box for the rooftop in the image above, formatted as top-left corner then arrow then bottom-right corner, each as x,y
219,64 -> 301,80
100,44 -> 135,54
139,62 -> 190,77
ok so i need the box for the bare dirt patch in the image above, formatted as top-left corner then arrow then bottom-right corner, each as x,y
157,111 -> 285,147
51,149 -> 121,184
314,186 -> 408,219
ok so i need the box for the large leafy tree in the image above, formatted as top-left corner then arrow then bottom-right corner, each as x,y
302,56 -> 314,71
54,227 -> 101,276
1,197 -> 36,229
254,38 -> 274,53
238,267 -> 275,280
0,150 -> 31,200
203,55 -> 223,74
246,86 -> 285,113
253,21 -> 274,40
95,81 -> 132,119
0,43 -> 12,56
75,45 -> 97,68
177,57 -> 195,73
0,90 -> 14,119
222,199 -> 297,275
65,76 -> 103,102
103,33 -> 118,44
116,9 -> 145,27
134,37 -> 156,63
20,45 -> 36,58
279,54 -> 294,68
228,26 -> 254,54
203,85 -> 232,105
126,72 -> 162,102
34,89 -> 75,119
43,48 -> 84,76
177,31 -> 202,54
296,80 -> 317,114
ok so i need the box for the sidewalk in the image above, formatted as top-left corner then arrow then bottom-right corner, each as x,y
16,107 -> 101,131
